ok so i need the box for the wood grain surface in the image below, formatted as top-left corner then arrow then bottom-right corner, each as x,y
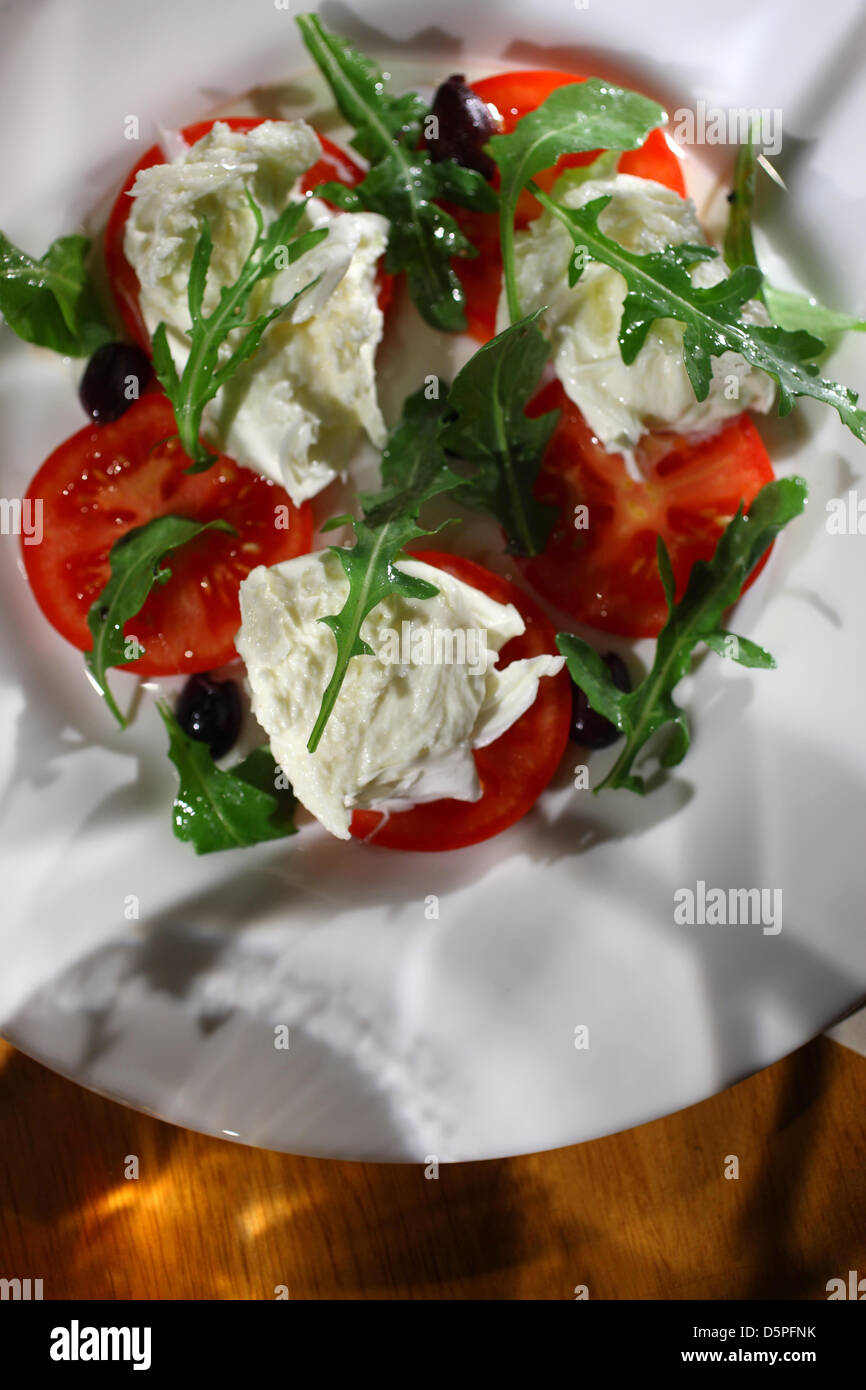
0,1036 -> 863,1300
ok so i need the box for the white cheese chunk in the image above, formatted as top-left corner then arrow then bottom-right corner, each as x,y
496,170 -> 775,451
124,120 -> 388,504
236,551 -> 565,839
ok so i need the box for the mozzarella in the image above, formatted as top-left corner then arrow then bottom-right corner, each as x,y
124,120 -> 388,504
236,551 -> 565,839
497,170 -> 775,451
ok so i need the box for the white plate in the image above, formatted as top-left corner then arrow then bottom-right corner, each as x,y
0,0 -> 864,1161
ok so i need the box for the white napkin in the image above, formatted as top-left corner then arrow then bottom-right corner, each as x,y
826,1004 -> 866,1057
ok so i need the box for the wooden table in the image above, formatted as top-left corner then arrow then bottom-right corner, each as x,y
0,1036 -> 863,1299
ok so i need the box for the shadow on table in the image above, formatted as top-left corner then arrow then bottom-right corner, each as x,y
736,1037 -> 858,1302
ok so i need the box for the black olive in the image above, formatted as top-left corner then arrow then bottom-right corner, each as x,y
425,74 -> 499,179
79,341 -> 153,423
570,651 -> 631,749
175,673 -> 242,760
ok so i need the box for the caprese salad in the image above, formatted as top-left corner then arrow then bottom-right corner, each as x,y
3,15 -> 863,852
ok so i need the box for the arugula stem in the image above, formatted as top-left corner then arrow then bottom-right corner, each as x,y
95,676 -> 127,730
490,351 -> 535,555
597,538 -> 750,789
307,526 -> 391,753
306,671 -> 348,755
597,646 -> 682,790
176,265 -> 257,459
501,208 -> 522,325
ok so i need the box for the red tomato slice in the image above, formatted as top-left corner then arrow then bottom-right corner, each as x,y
520,382 -> 775,638
451,69 -> 686,341
349,550 -> 571,851
21,394 -> 312,677
105,115 -> 391,352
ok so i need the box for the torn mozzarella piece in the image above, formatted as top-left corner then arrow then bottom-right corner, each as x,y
124,119 -> 388,504
496,170 -> 775,451
236,551 -> 565,839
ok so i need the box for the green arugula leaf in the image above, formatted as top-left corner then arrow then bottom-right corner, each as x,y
763,285 -> 866,339
556,476 -> 808,793
0,230 -> 112,355
152,192 -> 327,471
487,79 -> 665,323
86,515 -> 235,727
723,134 -> 761,276
723,138 -> 865,342
440,311 -> 560,556
308,306 -> 577,745
297,12 -> 497,333
307,388 -> 463,751
296,14 -> 428,162
158,704 -> 296,853
532,187 -> 866,445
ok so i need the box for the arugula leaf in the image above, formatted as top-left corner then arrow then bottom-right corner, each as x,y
556,476 -> 808,793
723,134 -> 761,276
763,285 -> 866,339
158,703 -> 296,853
307,388 -> 463,751
296,12 -> 497,333
86,515 -> 235,727
0,230 -> 112,355
532,187 -> 866,445
152,193 -> 327,471
440,311 -> 559,555
724,138 -> 865,341
487,79 -> 665,323
308,309 -> 574,744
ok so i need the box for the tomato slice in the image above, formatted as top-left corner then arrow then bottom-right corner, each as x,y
519,382 -> 775,639
105,115 -> 391,352
21,394 -> 312,677
349,551 -> 571,851
450,69 -> 686,341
